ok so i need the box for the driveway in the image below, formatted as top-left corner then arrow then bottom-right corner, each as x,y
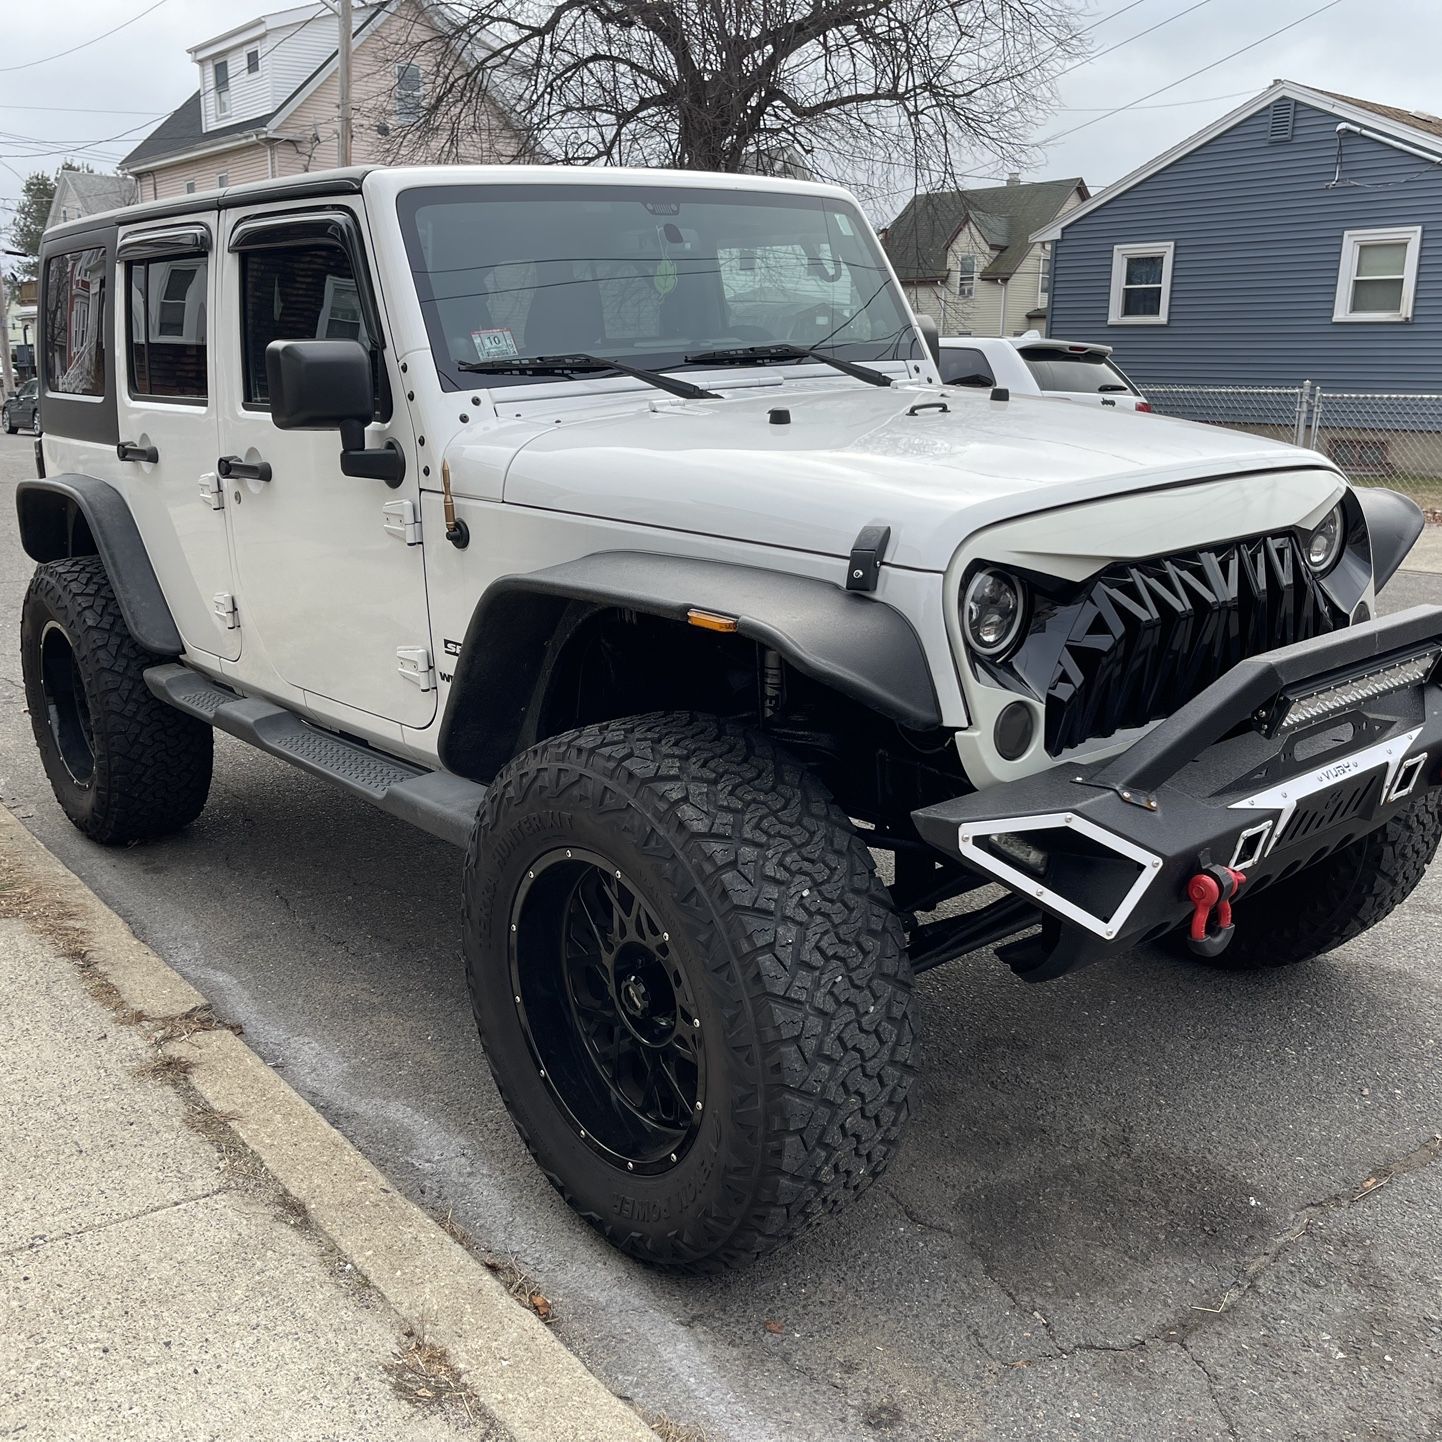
3,430 -> 1442,1441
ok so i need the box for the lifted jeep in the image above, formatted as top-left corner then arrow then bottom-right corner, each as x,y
19,165 -> 1442,1270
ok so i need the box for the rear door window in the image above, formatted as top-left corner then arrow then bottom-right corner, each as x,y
939,347 -> 995,387
128,257 -> 208,400
44,247 -> 107,396
1019,349 -> 1136,395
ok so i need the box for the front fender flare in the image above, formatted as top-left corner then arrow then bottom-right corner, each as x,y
16,475 -> 182,655
1356,487 -> 1424,590
438,552 -> 942,781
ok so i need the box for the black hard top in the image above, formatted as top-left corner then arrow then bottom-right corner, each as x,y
41,167 -> 375,246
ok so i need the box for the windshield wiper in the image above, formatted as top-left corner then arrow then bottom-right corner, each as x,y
458,353 -> 719,400
683,343 -> 894,388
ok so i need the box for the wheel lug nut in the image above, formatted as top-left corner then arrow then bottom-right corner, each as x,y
692,1019 -> 700,1029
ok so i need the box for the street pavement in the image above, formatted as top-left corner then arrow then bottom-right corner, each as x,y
4,429 -> 1442,1441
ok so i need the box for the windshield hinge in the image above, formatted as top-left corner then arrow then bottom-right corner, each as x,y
198,471 -> 224,510
846,525 -> 892,593
396,646 -> 434,691
383,498 -> 422,545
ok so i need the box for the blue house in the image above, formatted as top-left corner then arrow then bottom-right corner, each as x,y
1035,81 -> 1442,397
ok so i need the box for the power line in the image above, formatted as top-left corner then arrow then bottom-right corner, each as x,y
1056,88 -> 1254,112
0,104 -> 169,117
1039,0 -> 1349,145
0,0 -> 173,75
1050,0 -> 1219,85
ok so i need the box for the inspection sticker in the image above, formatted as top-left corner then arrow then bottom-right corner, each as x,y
471,327 -> 519,359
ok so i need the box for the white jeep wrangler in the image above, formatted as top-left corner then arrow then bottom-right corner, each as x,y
20,165 -> 1442,1271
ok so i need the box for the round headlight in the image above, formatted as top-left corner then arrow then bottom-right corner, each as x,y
1304,504 -> 1345,574
964,568 -> 1026,658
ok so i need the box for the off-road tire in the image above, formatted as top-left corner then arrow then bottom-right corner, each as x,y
462,712 -> 915,1271
21,556 -> 213,844
1183,791 -> 1442,970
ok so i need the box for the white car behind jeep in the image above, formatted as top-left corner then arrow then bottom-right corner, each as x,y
18,164 -> 1442,1271
939,331 -> 1151,411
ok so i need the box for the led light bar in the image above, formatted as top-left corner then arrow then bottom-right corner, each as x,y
1266,646 -> 1440,737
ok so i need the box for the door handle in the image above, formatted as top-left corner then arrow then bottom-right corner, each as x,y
117,441 -> 159,463
217,454 -> 272,482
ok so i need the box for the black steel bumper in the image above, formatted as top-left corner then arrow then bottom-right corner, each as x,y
912,605 -> 1442,981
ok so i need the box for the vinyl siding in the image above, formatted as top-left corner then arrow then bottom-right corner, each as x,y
1048,99 -> 1442,389
141,142 -> 274,199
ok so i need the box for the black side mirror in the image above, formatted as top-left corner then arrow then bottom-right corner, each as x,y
265,339 -> 405,487
915,314 -> 942,368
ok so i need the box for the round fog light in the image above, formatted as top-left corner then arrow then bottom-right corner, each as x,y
1304,504 -> 1345,574
994,702 -> 1035,761
964,568 -> 1026,658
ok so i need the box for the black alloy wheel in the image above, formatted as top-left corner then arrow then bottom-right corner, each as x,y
510,848 -> 705,1175
37,620 -> 97,786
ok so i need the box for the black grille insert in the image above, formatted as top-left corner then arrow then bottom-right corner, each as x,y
1043,535 -> 1345,755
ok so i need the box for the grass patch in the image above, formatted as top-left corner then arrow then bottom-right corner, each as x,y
386,1332 -> 484,1422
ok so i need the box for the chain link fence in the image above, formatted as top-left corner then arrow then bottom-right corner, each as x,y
1143,383 -> 1442,518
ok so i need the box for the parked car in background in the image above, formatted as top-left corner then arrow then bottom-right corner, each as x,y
939,332 -> 1151,412
4,379 -> 40,434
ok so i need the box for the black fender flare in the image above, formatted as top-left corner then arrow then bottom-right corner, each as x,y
438,552 -> 942,781
15,475 -> 183,655
1356,487 -> 1424,590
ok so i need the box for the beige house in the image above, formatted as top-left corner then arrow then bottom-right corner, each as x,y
883,176 -> 1088,337
120,2 -> 523,200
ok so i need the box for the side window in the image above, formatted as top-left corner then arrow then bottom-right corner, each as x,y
44,247 -> 107,396
939,347 -> 994,387
128,256 -> 208,400
240,241 -> 374,407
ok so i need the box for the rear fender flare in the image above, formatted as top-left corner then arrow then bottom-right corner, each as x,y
15,475 -> 182,655
438,552 -> 942,781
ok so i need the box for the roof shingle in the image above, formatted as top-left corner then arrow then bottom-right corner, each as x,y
883,177 -> 1085,283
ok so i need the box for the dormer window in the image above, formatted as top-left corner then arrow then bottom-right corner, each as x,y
214,58 -> 231,119
246,48 -> 259,75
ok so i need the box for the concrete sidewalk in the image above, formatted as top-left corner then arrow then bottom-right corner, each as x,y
0,809 -> 656,1442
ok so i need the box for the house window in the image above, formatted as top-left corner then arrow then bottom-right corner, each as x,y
395,62 -> 423,124
246,48 -> 259,74
955,253 -> 976,300
1333,226 -> 1422,322
1036,243 -> 1051,307
217,173 -> 229,189
1108,242 -> 1174,324
184,181 -> 197,195
214,58 -> 231,118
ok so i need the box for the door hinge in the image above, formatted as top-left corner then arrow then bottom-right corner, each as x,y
383,498 -> 422,545
396,646 -> 434,691
212,593 -> 239,630
198,472 -> 225,510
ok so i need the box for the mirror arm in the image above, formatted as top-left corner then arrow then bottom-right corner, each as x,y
340,437 -> 406,488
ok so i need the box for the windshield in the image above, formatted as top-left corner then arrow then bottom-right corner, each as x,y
397,183 -> 920,389
1018,349 -> 1138,396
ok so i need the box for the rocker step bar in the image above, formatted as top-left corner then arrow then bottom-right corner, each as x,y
144,664 -> 485,849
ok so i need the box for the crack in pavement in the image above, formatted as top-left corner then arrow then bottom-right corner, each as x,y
1179,1338 -> 1242,1442
1191,1130 -> 1442,1320
0,1185 -> 232,1260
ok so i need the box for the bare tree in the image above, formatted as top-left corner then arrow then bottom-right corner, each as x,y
402,0 -> 1086,201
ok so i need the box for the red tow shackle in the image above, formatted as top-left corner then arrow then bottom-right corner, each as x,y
1185,863 -> 1247,957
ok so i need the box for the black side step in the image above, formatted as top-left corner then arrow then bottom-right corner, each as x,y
144,664 -> 485,849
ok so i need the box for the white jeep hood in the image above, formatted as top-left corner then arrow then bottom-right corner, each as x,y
500,383 -> 1335,571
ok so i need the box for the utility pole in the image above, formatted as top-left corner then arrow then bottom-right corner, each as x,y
0,266 -> 15,399
337,0 -> 353,167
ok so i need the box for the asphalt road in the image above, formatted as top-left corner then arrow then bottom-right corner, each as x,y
5,428 -> 1442,1442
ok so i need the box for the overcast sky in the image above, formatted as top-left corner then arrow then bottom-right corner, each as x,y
2,0 -> 1440,234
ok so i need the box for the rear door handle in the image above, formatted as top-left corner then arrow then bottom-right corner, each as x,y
217,454 -> 272,482
117,441 -> 159,463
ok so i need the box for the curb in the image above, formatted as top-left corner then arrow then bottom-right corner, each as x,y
0,807 -> 655,1442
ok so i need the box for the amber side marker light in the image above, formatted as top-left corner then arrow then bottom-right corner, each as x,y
686,608 -> 739,633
